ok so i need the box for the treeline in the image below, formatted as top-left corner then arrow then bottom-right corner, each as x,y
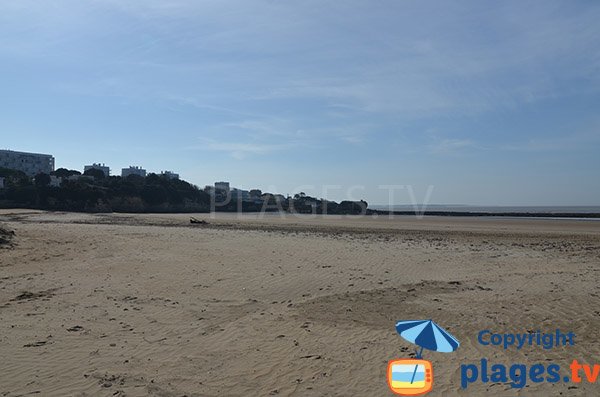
213,192 -> 369,215
0,167 -> 369,214
0,168 -> 211,213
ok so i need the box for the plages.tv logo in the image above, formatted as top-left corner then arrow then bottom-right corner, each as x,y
388,320 -> 460,396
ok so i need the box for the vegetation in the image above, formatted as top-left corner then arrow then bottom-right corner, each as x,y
285,194 -> 368,215
0,168 -> 369,214
51,168 -> 81,178
0,170 -> 211,213
83,168 -> 106,179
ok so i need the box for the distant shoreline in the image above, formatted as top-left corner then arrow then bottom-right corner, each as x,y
2,206 -> 600,219
368,210 -> 600,219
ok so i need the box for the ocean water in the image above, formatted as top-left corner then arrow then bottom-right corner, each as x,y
370,205 -> 600,214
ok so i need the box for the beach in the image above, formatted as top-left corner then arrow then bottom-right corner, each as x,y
1,210 -> 600,396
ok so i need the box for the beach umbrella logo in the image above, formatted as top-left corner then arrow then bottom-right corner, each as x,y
387,320 -> 460,396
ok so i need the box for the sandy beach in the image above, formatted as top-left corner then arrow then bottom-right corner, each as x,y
1,210 -> 599,396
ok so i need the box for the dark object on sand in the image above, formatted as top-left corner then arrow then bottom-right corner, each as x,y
190,217 -> 208,225
0,225 -> 15,246
67,325 -> 84,332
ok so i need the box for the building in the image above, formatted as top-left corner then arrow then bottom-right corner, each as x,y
67,174 -> 91,181
160,170 -> 179,180
84,163 -> 110,177
0,176 -> 4,189
231,188 -> 250,201
0,149 -> 55,176
215,181 -> 230,192
122,166 -> 147,178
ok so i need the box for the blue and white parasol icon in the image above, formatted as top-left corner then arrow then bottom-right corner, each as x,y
395,320 -> 460,384
395,319 -> 460,357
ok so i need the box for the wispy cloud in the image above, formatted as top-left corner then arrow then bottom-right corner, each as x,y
197,140 -> 292,160
189,120 -> 373,159
500,129 -> 600,152
5,1 -> 598,120
430,139 -> 477,154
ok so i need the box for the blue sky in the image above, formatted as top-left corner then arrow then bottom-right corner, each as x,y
1,1 -> 599,205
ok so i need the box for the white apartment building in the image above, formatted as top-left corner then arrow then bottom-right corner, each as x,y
215,181 -> 230,192
0,149 -> 55,176
122,166 -> 147,178
84,163 -> 110,176
231,188 -> 250,200
160,170 -> 179,180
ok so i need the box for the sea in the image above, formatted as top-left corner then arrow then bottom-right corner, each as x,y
370,205 -> 600,214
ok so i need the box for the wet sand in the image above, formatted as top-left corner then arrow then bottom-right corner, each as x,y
1,210 -> 599,396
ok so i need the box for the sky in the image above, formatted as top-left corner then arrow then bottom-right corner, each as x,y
1,1 -> 599,206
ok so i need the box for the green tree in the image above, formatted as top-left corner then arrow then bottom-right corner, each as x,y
51,168 -> 81,178
141,185 -> 168,205
83,168 -> 106,179
34,173 -> 51,187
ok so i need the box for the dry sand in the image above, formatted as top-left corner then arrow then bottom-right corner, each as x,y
1,210 -> 600,396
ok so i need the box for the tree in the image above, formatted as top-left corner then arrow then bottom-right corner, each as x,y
338,200 -> 368,215
83,168 -> 106,179
145,173 -> 162,185
51,168 -> 81,178
124,174 -> 144,185
34,173 -> 51,187
141,185 -> 168,205
0,167 -> 24,178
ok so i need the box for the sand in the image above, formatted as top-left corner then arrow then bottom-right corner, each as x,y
1,210 -> 599,396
